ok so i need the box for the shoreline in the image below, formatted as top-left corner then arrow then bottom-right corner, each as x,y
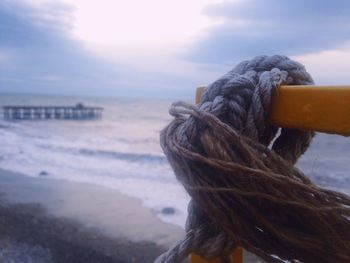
0,169 -> 263,262
0,201 -> 165,262
0,168 -> 184,262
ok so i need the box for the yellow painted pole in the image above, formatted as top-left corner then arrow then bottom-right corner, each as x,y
196,85 -> 350,136
270,85 -> 350,136
190,247 -> 243,263
190,254 -> 222,263
232,247 -> 244,262
191,84 -> 350,263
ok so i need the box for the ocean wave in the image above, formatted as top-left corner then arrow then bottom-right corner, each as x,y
78,148 -> 167,163
113,137 -> 159,144
36,144 -> 167,164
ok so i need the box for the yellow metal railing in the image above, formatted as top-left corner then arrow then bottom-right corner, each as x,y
196,85 -> 350,136
191,247 -> 243,263
191,85 -> 350,263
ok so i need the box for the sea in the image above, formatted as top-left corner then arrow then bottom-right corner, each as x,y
0,94 -> 349,228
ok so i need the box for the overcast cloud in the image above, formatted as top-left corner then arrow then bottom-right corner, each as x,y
186,0 -> 350,65
1,0 -> 350,98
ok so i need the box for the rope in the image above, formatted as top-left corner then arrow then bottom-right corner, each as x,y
155,55 -> 350,263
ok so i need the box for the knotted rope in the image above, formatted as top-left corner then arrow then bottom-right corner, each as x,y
155,55 -> 350,263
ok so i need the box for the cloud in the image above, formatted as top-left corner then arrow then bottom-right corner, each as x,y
0,0 -> 218,99
0,50 -> 14,67
292,44 -> 350,84
0,0 -> 125,96
0,0 -> 73,47
185,0 -> 350,65
4,0 -> 348,99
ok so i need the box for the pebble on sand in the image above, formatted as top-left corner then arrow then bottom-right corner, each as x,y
38,171 -> 49,177
161,207 -> 175,215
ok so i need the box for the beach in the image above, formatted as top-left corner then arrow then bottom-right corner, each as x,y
0,95 -> 268,262
0,168 -> 184,262
0,169 -> 266,263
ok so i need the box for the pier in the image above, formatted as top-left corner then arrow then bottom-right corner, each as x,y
3,103 -> 103,120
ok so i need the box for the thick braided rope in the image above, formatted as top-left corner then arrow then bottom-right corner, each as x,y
155,55 -> 350,263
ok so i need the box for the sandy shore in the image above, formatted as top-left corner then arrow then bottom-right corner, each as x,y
0,168 -> 184,262
0,169 -> 263,263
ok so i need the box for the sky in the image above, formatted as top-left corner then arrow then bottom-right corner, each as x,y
1,0 -> 350,99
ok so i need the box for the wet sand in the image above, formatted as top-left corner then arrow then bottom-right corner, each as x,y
0,169 -> 263,262
0,168 -> 184,262
0,201 -> 166,262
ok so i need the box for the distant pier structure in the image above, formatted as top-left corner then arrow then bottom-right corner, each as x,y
3,103 -> 103,120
